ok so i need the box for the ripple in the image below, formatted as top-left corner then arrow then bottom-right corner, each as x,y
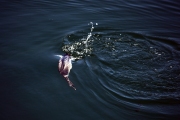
62,27 -> 180,116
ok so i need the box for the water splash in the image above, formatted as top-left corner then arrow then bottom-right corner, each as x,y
61,25 -> 180,103
60,24 -> 180,118
85,22 -> 98,53
62,22 -> 98,59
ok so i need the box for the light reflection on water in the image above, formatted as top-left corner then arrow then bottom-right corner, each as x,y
1,0 -> 180,119
61,23 -> 180,117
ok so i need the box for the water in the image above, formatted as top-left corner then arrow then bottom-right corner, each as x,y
0,1 -> 180,120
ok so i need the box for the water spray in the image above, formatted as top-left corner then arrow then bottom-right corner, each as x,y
85,22 -> 98,53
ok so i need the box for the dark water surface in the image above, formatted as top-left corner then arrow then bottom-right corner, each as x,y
1,0 -> 180,120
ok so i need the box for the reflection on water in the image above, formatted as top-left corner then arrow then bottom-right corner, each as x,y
1,0 -> 180,119
62,23 -> 180,116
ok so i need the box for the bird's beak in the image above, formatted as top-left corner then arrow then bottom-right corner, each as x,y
54,55 -> 63,58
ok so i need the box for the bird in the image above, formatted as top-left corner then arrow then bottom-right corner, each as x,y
56,53 -> 76,90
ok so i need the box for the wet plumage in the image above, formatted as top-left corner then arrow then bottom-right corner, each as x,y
58,54 -> 76,90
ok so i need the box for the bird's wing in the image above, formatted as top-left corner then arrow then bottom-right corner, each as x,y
58,59 -> 63,72
61,60 -> 71,76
